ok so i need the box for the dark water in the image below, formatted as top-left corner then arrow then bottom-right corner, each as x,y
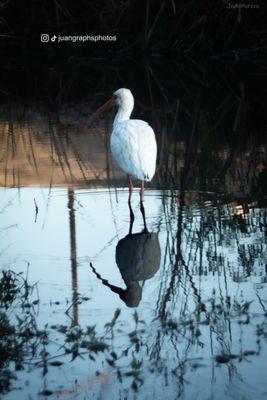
0,62 -> 266,399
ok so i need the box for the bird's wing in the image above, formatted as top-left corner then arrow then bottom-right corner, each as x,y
111,120 -> 157,181
133,120 -> 157,181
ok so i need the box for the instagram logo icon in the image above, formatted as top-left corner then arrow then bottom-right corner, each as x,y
41,34 -> 49,42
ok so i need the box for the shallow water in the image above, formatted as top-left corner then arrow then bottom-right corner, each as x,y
0,183 -> 266,399
0,63 -> 267,398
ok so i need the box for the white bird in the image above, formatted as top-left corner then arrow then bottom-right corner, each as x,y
89,88 -> 157,203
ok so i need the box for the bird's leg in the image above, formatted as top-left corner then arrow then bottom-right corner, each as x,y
140,201 -> 148,233
127,174 -> 134,202
140,181 -> 148,233
140,181 -> 145,201
128,201 -> 135,235
127,175 -> 135,234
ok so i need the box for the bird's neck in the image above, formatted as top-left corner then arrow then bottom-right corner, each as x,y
113,104 -> 133,127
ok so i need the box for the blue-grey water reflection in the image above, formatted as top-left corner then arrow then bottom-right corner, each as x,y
0,185 -> 266,399
0,60 -> 266,397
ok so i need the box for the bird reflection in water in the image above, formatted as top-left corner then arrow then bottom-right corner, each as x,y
89,204 -> 161,308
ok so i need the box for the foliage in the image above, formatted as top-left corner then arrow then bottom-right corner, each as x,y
0,263 -> 266,398
0,0 -> 265,58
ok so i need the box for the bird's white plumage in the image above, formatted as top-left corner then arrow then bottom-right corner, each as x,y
110,89 -> 157,182
111,119 -> 157,181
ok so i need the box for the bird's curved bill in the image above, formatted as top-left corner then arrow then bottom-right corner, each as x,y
88,96 -> 115,126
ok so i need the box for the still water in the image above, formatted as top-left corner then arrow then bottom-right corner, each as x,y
0,81 -> 266,399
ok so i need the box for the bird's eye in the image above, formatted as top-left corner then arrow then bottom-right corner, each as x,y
113,94 -> 117,99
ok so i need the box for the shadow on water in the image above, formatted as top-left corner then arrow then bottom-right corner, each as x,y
89,203 -> 161,308
0,59 -> 266,399
0,186 -> 266,399
68,188 -> 79,327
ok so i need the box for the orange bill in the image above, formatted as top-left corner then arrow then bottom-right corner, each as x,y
88,96 -> 115,127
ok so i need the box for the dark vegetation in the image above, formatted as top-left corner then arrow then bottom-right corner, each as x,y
0,1 -> 266,199
0,0 -> 266,124
0,0 -> 266,59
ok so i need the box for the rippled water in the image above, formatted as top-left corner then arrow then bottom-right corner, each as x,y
1,182 -> 266,399
0,63 -> 266,399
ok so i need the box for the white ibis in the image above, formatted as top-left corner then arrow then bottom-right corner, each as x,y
89,88 -> 157,202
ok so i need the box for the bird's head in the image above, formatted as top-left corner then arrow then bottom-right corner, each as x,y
113,88 -> 134,110
88,88 -> 134,126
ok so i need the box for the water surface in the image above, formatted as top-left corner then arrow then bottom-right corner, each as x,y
1,183 -> 266,399
0,64 -> 266,399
